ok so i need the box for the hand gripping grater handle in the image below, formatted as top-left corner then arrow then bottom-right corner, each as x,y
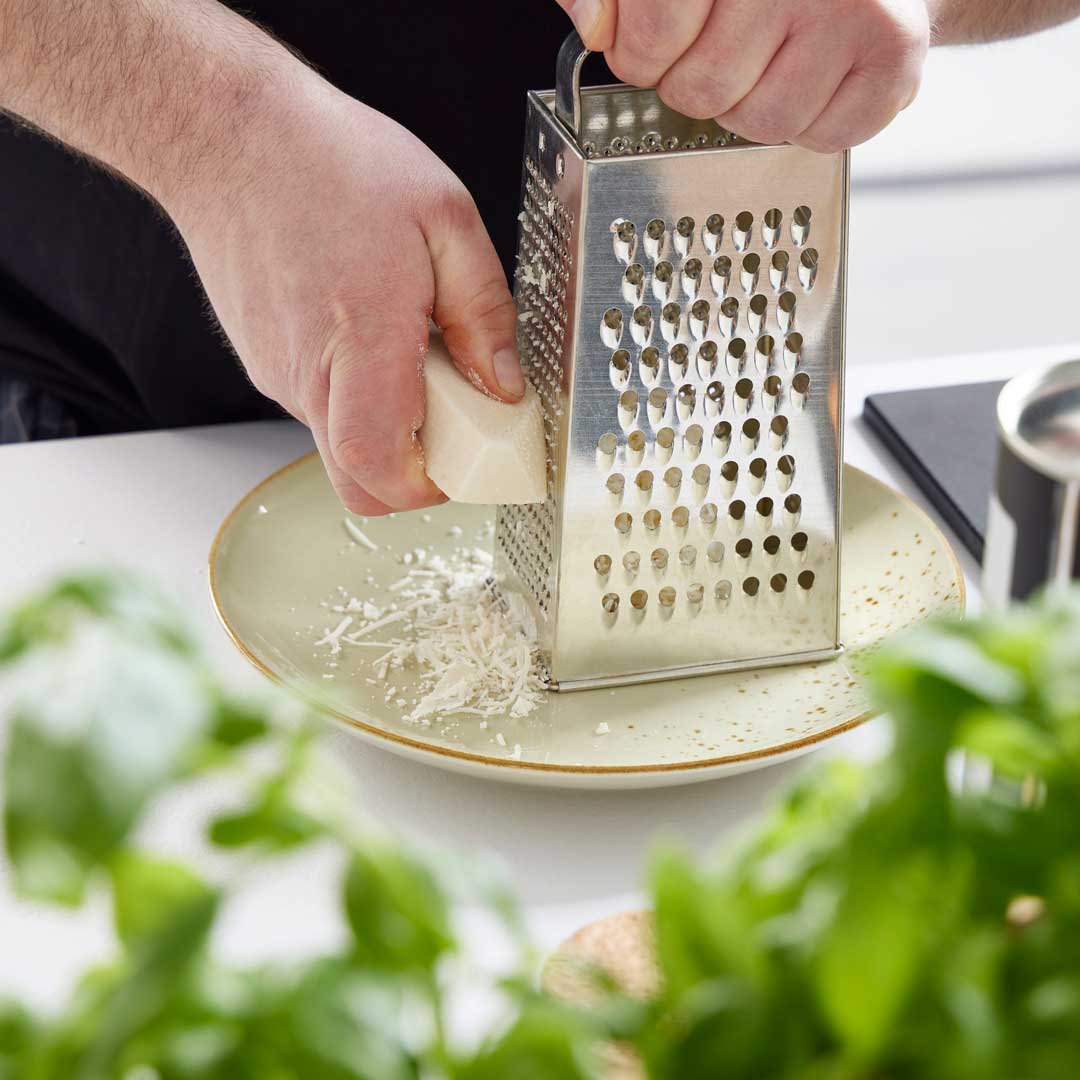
496,33 -> 849,692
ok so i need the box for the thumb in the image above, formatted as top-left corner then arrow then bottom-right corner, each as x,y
553,0 -> 617,50
425,188 -> 525,404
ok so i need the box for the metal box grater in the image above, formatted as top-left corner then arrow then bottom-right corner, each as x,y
495,32 -> 848,692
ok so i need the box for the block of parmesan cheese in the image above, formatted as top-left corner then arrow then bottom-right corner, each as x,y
420,336 -> 547,505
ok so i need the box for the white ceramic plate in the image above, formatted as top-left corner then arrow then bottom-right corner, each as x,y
210,456 -> 964,789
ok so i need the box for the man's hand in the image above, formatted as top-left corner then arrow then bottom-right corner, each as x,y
0,0 -> 522,515
557,0 -> 931,152
169,75 -> 523,515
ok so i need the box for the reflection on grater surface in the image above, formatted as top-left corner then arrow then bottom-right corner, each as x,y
495,35 -> 847,692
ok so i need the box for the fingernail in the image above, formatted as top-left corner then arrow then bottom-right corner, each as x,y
493,347 -> 526,398
571,0 -> 601,39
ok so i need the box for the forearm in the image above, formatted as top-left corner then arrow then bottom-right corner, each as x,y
927,0 -> 1080,44
0,0 -> 304,214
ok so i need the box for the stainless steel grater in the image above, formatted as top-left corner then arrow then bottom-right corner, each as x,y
495,31 -> 848,692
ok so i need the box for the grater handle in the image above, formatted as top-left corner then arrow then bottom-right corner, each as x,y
554,30 -> 590,139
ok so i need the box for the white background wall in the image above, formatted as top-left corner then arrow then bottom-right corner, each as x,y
846,18 -> 1080,367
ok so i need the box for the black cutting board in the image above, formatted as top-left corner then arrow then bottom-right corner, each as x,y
862,380 -> 1005,564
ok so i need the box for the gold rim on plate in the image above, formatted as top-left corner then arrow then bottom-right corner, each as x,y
208,452 -> 967,776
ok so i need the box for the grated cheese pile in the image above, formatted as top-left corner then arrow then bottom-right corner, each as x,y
315,539 -> 544,725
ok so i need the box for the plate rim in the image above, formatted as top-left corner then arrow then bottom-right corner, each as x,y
208,452 -> 967,777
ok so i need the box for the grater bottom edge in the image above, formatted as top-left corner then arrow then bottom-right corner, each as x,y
546,642 -> 844,693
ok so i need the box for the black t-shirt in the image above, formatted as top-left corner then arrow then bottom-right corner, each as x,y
0,3 -> 584,433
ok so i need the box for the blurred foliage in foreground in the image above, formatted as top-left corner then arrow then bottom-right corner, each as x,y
1,571 -> 1078,1078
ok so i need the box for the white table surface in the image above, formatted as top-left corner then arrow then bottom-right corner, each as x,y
2,342 -> 1078,1011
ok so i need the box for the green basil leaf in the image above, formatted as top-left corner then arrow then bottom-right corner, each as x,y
109,850 -> 213,951
343,841 -> 455,974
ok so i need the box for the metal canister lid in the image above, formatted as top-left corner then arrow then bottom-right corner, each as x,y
996,358 -> 1080,482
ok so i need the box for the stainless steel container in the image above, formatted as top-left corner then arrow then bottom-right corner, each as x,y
983,359 -> 1080,607
495,32 -> 848,691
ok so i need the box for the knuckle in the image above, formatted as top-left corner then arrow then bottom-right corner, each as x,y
338,485 -> 375,516
660,70 -> 738,121
610,8 -> 685,85
456,276 -> 516,331
427,178 -> 480,234
865,3 -> 929,73
799,130 -> 846,155
727,106 -> 795,147
332,431 -> 380,478
243,362 -> 277,401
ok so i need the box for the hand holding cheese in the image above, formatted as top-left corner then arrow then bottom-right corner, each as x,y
421,335 -> 546,505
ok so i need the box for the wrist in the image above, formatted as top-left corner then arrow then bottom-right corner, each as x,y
151,46 -> 318,228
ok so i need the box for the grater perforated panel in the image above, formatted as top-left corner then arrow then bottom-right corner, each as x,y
495,156 -> 572,628
496,33 -> 847,691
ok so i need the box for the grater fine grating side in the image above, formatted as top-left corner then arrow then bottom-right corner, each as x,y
495,32 -> 848,692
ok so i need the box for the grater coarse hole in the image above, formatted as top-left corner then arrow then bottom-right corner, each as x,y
748,293 -> 768,334
784,333 -> 804,370
770,415 -> 789,449
684,423 -> 704,458
640,345 -> 661,385
756,336 -> 775,373
763,207 -> 782,249
683,260 -> 704,303
703,213 -> 724,253
790,371 -> 810,410
792,205 -> 812,246
733,210 -> 753,250
623,263 -> 646,304
601,307 -> 623,347
718,297 -> 739,339
741,254 -> 761,294
613,219 -> 637,263
661,303 -> 682,342
631,304 -> 654,345
696,340 -> 718,380
669,343 -> 689,382
674,215 -> 695,255
645,218 -> 667,260
777,291 -> 797,332
653,261 -> 675,302
689,297 -> 710,338
741,418 -> 760,453
609,348 -> 631,388
770,250 -> 789,290
713,421 -> 732,455
655,426 -> 676,463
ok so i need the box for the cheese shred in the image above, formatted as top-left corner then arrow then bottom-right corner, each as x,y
318,541 -> 544,725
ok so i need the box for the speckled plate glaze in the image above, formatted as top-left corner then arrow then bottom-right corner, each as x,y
210,455 -> 964,789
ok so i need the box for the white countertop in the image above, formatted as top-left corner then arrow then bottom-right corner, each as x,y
2,343 -> 1077,1010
